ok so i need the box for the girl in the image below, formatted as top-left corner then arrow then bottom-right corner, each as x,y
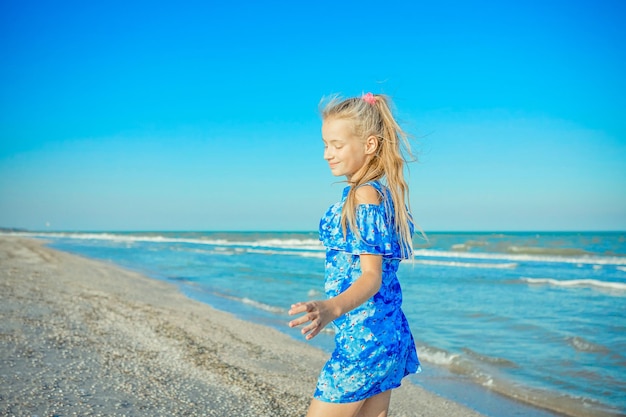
289,92 -> 420,417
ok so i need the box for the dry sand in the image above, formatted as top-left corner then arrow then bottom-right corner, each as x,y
0,236 -> 485,416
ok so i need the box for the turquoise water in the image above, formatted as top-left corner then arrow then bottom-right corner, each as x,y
13,231 -> 626,417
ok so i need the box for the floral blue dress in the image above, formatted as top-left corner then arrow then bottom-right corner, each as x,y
315,181 -> 420,403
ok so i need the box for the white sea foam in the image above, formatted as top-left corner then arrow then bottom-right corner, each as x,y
246,248 -> 325,258
462,348 -> 519,368
521,277 -> 626,292
252,238 -> 323,250
307,289 -> 323,298
10,231 -> 324,251
416,345 -> 460,366
414,249 -> 626,266
11,231 -> 231,246
567,336 -> 610,354
239,297 -> 285,314
412,259 -> 518,269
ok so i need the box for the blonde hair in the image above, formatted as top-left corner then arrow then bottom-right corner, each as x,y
320,93 -> 415,258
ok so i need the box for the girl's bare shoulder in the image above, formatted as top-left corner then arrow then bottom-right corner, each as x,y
355,184 -> 381,205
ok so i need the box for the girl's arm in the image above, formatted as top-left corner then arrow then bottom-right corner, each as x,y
288,254 -> 382,340
288,185 -> 383,340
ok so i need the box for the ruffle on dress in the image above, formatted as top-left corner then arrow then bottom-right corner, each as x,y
319,182 -> 412,259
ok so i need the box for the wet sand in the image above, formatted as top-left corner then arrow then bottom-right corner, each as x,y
0,236 -> 485,416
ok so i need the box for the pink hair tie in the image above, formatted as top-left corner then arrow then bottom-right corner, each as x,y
362,92 -> 376,105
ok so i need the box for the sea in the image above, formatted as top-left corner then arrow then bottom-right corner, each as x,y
8,230 -> 625,417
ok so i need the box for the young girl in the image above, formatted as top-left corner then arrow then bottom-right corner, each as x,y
289,92 -> 420,417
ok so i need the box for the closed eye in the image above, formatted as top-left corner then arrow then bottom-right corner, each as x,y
323,139 -> 344,150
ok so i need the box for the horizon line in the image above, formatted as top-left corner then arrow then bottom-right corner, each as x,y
2,228 -> 625,234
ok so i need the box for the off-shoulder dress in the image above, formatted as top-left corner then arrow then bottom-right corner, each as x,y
315,180 -> 420,403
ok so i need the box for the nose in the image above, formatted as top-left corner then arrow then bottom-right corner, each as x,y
323,146 -> 332,161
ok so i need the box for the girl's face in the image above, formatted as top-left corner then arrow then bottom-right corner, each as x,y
322,117 -> 369,181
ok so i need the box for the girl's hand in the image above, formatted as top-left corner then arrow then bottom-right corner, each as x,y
288,300 -> 337,340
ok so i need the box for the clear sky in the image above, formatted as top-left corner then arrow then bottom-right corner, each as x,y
1,0 -> 624,232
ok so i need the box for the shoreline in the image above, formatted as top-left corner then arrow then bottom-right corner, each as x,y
0,236 -> 486,416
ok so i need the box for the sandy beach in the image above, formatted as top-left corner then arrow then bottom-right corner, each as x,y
0,236 -> 485,416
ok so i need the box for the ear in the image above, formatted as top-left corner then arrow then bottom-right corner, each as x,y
364,135 -> 378,155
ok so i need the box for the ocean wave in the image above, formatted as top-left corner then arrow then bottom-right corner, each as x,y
451,240 -> 489,251
416,343 -> 621,417
521,277 -> 626,292
416,345 -> 461,367
418,344 -> 518,371
246,248 -> 325,258
507,245 -> 592,257
251,238 -> 323,250
481,374 -> 620,417
11,231 -> 324,251
209,292 -> 287,315
566,336 -> 611,354
414,249 -> 626,266
307,289 -> 323,298
461,348 -> 519,368
12,231 -> 233,246
239,297 -> 286,314
411,259 -> 518,269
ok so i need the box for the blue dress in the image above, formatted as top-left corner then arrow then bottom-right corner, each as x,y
315,181 -> 420,403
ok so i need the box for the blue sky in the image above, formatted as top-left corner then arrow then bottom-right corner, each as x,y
1,0 -> 624,231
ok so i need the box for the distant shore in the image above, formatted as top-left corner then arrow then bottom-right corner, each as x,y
0,236 -> 485,416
